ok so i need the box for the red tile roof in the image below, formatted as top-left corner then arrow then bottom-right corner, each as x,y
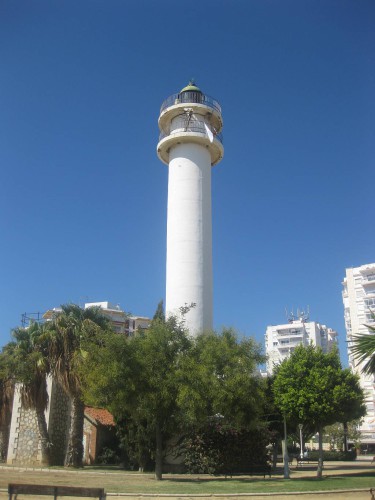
84,406 -> 115,426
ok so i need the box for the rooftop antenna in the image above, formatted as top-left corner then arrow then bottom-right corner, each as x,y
298,307 -> 309,323
285,307 -> 289,322
287,308 -> 295,323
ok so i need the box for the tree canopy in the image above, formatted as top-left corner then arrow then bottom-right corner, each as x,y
273,344 -> 365,477
176,329 -> 265,429
80,318 -> 266,479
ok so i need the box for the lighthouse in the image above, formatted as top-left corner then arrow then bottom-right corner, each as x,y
157,81 -> 224,334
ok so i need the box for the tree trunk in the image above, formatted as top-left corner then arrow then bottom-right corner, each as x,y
317,426 -> 323,479
65,395 -> 85,468
155,421 -> 163,480
35,406 -> 52,466
0,426 -> 9,462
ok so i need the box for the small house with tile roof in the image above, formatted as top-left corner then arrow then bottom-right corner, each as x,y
83,406 -> 117,464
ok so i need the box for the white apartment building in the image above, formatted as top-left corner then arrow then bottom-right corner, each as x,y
43,301 -> 150,336
265,313 -> 338,375
84,301 -> 150,335
343,263 -> 375,447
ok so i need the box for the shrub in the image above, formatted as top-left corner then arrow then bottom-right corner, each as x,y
97,446 -> 120,465
308,449 -> 356,461
180,423 -> 270,475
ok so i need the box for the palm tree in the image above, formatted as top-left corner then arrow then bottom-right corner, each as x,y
350,318 -> 375,375
46,304 -> 110,467
11,322 -> 52,465
0,343 -> 16,462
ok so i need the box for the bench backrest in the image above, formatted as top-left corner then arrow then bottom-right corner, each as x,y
8,484 -> 105,500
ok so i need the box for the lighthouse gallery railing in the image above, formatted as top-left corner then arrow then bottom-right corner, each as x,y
160,92 -> 222,115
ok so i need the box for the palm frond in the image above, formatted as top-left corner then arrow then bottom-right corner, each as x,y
350,330 -> 375,375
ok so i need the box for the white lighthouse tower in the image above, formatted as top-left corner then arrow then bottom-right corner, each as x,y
157,81 -> 224,334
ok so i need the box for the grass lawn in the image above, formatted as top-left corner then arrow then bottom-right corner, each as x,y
1,465 -> 375,494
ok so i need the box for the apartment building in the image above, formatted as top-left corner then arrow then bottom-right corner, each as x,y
43,301 -> 151,336
265,312 -> 338,375
343,263 -> 375,448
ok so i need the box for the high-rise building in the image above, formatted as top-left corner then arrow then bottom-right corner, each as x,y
265,311 -> 338,375
343,263 -> 375,447
157,81 -> 224,334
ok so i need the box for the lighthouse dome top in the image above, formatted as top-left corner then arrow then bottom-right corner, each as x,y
180,81 -> 202,94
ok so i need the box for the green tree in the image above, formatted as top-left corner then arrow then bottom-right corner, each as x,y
0,343 -> 16,461
324,420 -> 362,451
46,304 -> 111,467
81,313 -> 191,480
11,322 -> 52,465
81,314 -> 267,480
177,329 -> 266,430
153,300 -> 165,322
273,345 -> 365,478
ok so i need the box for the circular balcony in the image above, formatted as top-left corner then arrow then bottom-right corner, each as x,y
157,125 -> 224,167
160,92 -> 221,115
158,122 -> 223,145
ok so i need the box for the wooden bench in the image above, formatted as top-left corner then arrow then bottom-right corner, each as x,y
8,484 -> 105,500
296,458 -> 320,468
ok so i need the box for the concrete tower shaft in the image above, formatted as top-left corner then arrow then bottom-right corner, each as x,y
157,82 -> 224,334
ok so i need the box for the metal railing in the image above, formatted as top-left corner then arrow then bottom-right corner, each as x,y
159,124 -> 223,144
160,92 -> 222,115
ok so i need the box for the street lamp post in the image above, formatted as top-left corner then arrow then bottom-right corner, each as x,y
299,424 -> 303,459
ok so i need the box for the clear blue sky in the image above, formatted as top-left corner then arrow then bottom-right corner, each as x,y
1,0 -> 374,364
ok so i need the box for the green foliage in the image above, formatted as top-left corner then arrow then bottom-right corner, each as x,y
116,417 -> 155,471
272,344 -> 365,478
11,322 -> 50,412
153,300 -> 165,322
273,345 -> 365,430
351,316 -> 375,375
47,304 -> 111,398
0,343 -> 16,460
324,420 -> 362,451
181,421 -> 270,475
81,318 -> 266,479
177,329 -> 266,429
96,446 -> 120,465
81,314 -> 192,478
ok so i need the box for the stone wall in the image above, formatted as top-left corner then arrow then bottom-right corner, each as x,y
7,379 -> 71,466
7,384 -> 41,465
